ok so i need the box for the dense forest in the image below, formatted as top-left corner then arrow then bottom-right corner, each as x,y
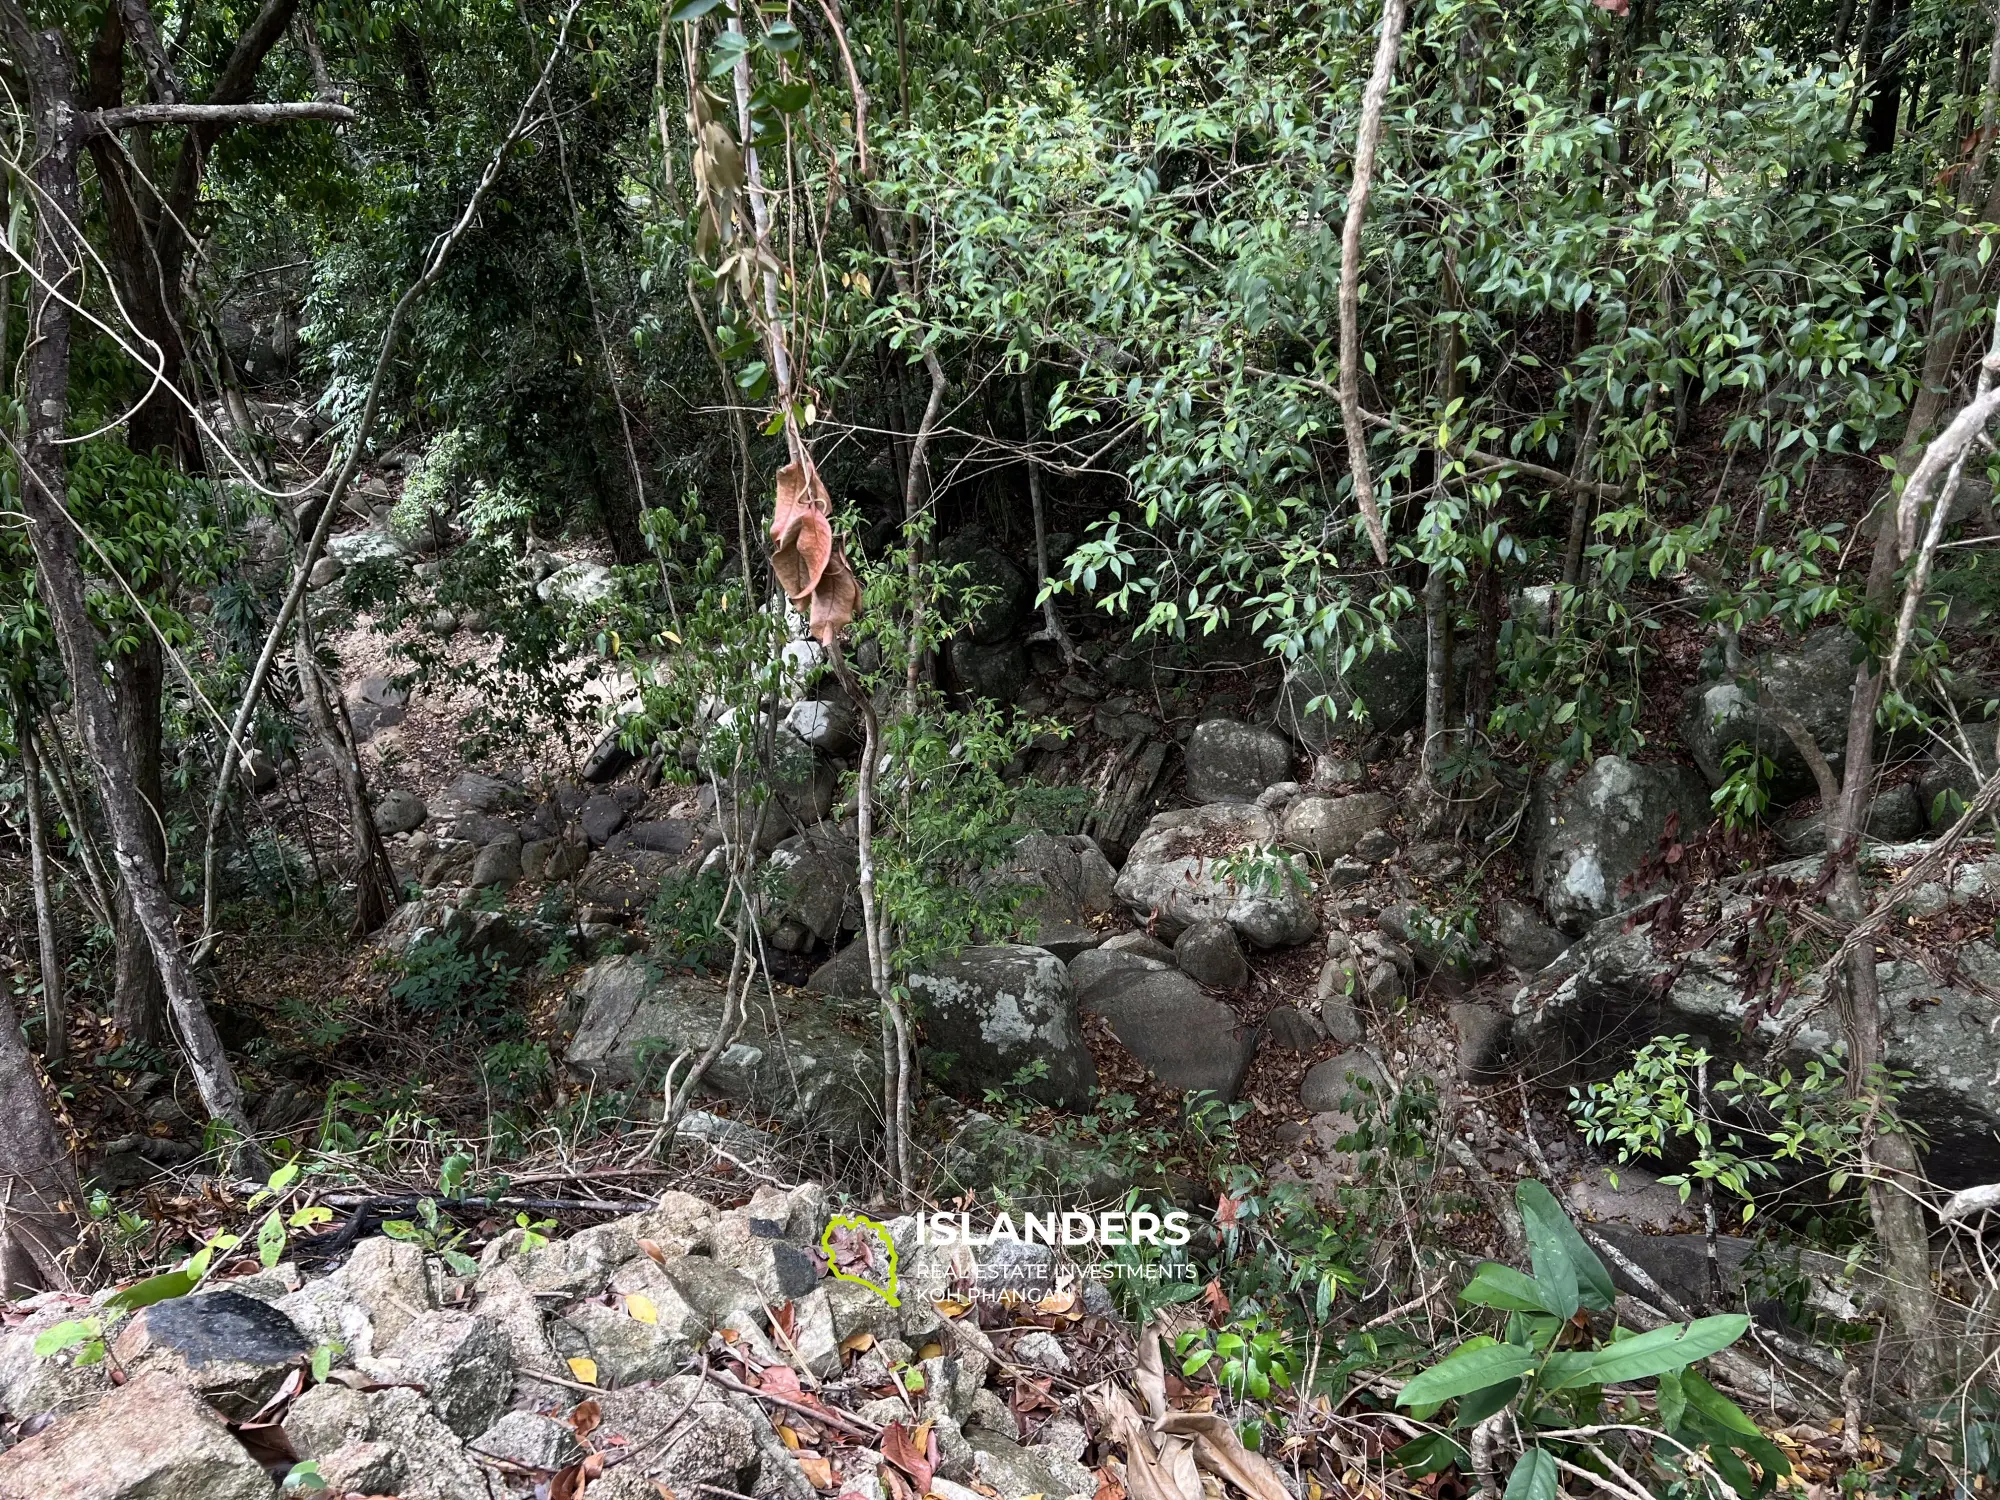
1,0 -> 1999,1494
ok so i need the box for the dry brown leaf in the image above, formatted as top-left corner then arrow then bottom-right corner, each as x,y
1157,1414 -> 1291,1500
769,458 -> 859,644
1135,1322 -> 1168,1422
797,1455 -> 834,1490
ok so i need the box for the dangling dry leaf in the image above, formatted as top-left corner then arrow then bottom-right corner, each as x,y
1135,1322 -> 1168,1422
769,458 -> 859,645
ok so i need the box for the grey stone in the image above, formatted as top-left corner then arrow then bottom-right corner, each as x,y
766,826 -> 861,946
319,1440 -> 404,1495
1282,792 -> 1395,861
1184,718 -> 1295,804
784,697 -> 861,754
308,553 -> 344,589
935,1111 -> 1132,1212
1493,897 -> 1568,974
589,1378 -> 762,1495
1011,1330 -> 1070,1374
908,944 -> 1096,1109
471,831 -> 523,889
576,846 -> 678,914
994,833 -> 1119,958
1076,961 -> 1258,1100
1099,931 -> 1175,963
1262,1005 -> 1322,1053
284,1379 -> 372,1457
805,939 -> 875,998
1564,1165 -> 1699,1234
538,559 -> 618,607
0,1308 -> 128,1419
364,1310 -> 511,1438
361,1386 -> 499,1500
109,1289 -> 310,1419
1513,846 -> 2000,1186
1918,742 -> 1997,828
943,543 -> 1034,643
1353,825 -> 1398,861
327,528 -> 407,568
1450,1003 -> 1512,1082
440,770 -> 519,815
564,956 -> 883,1141
563,1300 -> 694,1387
1277,622 -> 1426,745
583,723 -> 639,783
1682,629 -> 1861,803
1774,781 -> 1925,857
969,1428 -> 1096,1500
1115,803 -> 1317,948
0,1369 -> 271,1500
1377,901 -> 1486,980
338,1231 -> 437,1349
581,792 -> 631,846
424,607 -> 459,635
615,819 -> 700,856
1301,1051 -> 1387,1112
952,637 -> 1029,704
373,787 -> 427,835
1175,918 -> 1248,989
1530,756 -> 1714,933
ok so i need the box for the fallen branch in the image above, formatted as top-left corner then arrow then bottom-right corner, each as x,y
701,1368 -> 883,1440
89,101 -> 355,132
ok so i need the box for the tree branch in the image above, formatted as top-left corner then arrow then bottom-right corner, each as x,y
89,100 -> 354,133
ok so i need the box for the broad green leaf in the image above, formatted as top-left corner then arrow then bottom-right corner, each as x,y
1517,1182 -> 1579,1320
668,0 -> 726,19
1505,1448 -> 1557,1500
105,1267 -> 199,1312
1396,1338 -> 1540,1408
258,1210 -> 287,1269
1680,1369 -> 1762,1436
1453,1377 -> 1520,1428
1461,1263 -> 1551,1314
33,1320 -> 95,1358
1580,1316 -> 1749,1385
1391,1433 -> 1470,1478
1537,1351 -> 1601,1391
1515,1181 -> 1615,1312
1656,1369 -> 1686,1432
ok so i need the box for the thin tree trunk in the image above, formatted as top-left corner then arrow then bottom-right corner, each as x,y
19,721 -> 66,1065
294,613 -> 396,936
1335,0 -> 1410,567
110,632 -> 166,1047
0,980 -> 87,1293
0,1 -> 260,1164
1422,563 -> 1453,780
1019,371 -> 1075,662
1561,394 -> 1607,588
35,712 -> 114,926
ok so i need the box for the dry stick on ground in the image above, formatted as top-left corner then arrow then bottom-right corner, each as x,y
193,3 -> 582,962
0,1 -> 259,1161
17,717 -> 65,1065
1334,0 -> 1411,567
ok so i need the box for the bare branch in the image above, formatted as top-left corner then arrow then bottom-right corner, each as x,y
89,100 -> 355,132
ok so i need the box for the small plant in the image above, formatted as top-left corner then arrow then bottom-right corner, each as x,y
381,1197 -> 479,1275
386,931 -> 519,1034
1174,1314 -> 1298,1446
1711,741 -> 1778,830
515,1212 -> 557,1253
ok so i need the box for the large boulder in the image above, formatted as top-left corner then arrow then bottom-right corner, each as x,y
1281,792 -> 1394,861
990,833 -> 1119,958
907,945 -> 1096,1110
563,955 -> 882,1141
1529,756 -> 1713,933
1072,950 -> 1258,1100
110,1290 -> 309,1419
1514,843 -> 2000,1187
1114,804 -> 1317,948
765,826 -> 861,952
1276,621 -> 1426,746
950,637 -> 1029,705
1681,629 -> 1860,804
940,540 -> 1034,643
1184,719 -> 1294,804
0,1368 -> 272,1499
1773,782 -> 1923,857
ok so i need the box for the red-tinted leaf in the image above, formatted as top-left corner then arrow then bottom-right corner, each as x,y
570,1398 -> 602,1441
881,1421 -> 936,1495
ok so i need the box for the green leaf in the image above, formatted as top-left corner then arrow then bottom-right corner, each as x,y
1391,1433 -> 1470,1478
33,1319 -> 95,1358
1579,1316 -> 1750,1385
257,1210 -> 287,1269
1515,1180 -> 1615,1312
1656,1369 -> 1686,1432
1517,1183 -> 1578,1320
1461,1263 -> 1552,1314
311,1341 -> 341,1383
668,0 -> 726,19
1680,1369 -> 1761,1436
1505,1449 -> 1557,1500
105,1267 -> 199,1312
1396,1338 -> 1541,1408
1453,1377 -> 1520,1429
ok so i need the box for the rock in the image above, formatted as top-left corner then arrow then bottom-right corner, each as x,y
580,792 -> 632,846
1012,1330 -> 1070,1374
806,939 -> 875,998
907,945 -> 1096,1110
1530,756 -> 1714,933
308,553 -> 344,588
583,723 -> 639,783
109,1289 -> 310,1419
1314,962 -> 1367,1043
766,826 -> 862,949
318,1440 -> 404,1494
1115,803 -> 1317,948
576,847 -> 680,916
240,746 -> 280,794
471,1410 -> 584,1470
951,637 -> 1029,704
373,787 -> 428,835
1918,742 -> 1997,828
0,1305 -> 111,1420
1174,919 -> 1248,989
364,1310 -> 511,1438
538,559 -> 618,608
1183,719 -> 1295,804
361,1385 -> 500,1500
968,1428 -> 1096,1500
1262,1005 -> 1323,1053
588,1378 -> 762,1495
1075,960 -> 1258,1100
993,833 -> 1119,959
344,673 -> 409,739
942,542 -> 1034,643
562,1300 -> 694,1386
1513,845 -> 2000,1186
934,1111 -> 1132,1212
1300,1051 -> 1387,1111
1376,901 -> 1488,980
1586,1225 -> 1877,1328
1450,1003 -> 1511,1082
439,770 -> 520,816
1493,897 -> 1568,973
340,1234 -> 436,1349
1773,782 -> 1924,857
327,528 -> 407,568
1353,825 -> 1398,861
470,831 -> 523,888
785,698 -> 861,755
284,1379 -> 372,1456
425,607 -> 459,635
1277,622 -> 1426,745
1564,1165 -> 1699,1234
1100,931 -> 1175,963
563,955 -> 883,1141
0,1369 -> 272,1499
1281,792 -> 1395,861
1682,629 -> 1860,803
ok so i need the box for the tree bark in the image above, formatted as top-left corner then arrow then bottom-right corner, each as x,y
0,981 -> 87,1294
19,721 -> 66,1065
294,612 -> 397,936
0,0 -> 259,1163
110,633 -> 167,1047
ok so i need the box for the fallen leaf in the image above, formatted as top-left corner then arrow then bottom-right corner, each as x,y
1095,1471 -> 1128,1500
568,1357 -> 600,1386
1135,1322 -> 1168,1421
571,1398 -> 602,1440
773,1302 -> 797,1341
1214,1195 -> 1241,1229
839,1331 -> 877,1356
779,1424 -> 802,1451
1158,1413 -> 1292,1500
916,1342 -> 944,1361
933,1299 -> 970,1318
1199,1281 -> 1229,1321
798,1455 -> 835,1489
627,1293 -> 660,1326
883,1420 -> 938,1495
760,1365 -> 807,1402
639,1239 -> 670,1266
1035,1290 -> 1077,1317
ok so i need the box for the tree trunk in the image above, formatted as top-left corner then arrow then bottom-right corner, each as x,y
1422,563 -> 1453,780
110,633 -> 166,1047
0,1 -> 259,1164
0,981 -> 87,1294
295,612 -> 397,936
19,722 -> 66,1065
